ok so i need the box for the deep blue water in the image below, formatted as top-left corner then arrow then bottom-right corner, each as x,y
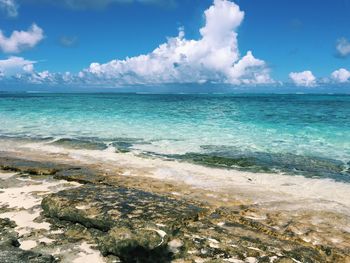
0,93 -> 349,181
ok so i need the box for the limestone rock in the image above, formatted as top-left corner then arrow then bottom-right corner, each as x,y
42,184 -> 203,262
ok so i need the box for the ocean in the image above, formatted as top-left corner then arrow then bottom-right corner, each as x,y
1,92 -> 349,182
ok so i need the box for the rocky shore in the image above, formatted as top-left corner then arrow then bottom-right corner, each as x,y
0,153 -> 350,262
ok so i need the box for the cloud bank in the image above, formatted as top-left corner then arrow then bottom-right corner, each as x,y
289,70 -> 316,87
79,0 -> 272,86
288,68 -> 350,87
0,0 -> 272,87
0,24 -> 44,53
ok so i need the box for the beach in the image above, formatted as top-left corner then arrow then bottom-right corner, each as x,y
0,93 -> 350,262
1,0 -> 350,260
0,138 -> 350,262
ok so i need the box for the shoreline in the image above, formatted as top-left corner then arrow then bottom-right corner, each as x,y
2,138 -> 350,213
0,147 -> 350,262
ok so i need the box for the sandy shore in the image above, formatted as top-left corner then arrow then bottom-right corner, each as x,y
0,142 -> 350,262
0,171 -> 106,263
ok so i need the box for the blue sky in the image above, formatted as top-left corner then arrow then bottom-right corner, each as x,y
0,0 -> 350,91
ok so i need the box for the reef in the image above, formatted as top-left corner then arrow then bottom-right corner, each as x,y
0,154 -> 350,262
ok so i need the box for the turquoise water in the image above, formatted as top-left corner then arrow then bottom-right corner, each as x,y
0,93 -> 349,181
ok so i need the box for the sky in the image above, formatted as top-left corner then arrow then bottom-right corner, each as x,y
0,0 -> 350,92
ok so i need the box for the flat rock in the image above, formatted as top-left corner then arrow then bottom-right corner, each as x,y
0,155 -> 61,176
0,155 -> 104,183
42,184 -> 204,262
42,184 -> 203,231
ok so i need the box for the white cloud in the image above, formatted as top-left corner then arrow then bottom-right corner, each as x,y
331,68 -> 350,83
0,24 -> 44,53
0,0 -> 273,88
81,0 -> 272,86
28,70 -> 54,84
0,56 -> 61,85
0,0 -> 18,17
336,38 -> 350,58
0,56 -> 35,77
289,70 -> 316,87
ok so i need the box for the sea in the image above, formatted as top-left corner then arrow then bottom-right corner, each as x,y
0,92 -> 349,183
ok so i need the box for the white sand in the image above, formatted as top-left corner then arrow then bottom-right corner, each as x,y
0,171 -> 17,180
38,237 -> 55,244
73,242 -> 105,263
0,179 -> 71,209
0,177 -> 80,236
20,240 -> 38,250
0,210 -> 51,236
0,172 -> 105,262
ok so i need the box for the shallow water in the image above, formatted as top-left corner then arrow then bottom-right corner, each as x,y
1,93 -> 349,181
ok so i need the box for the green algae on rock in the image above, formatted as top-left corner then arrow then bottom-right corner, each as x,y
42,184 -> 204,262
0,155 -> 61,176
41,184 -> 349,262
41,184 -> 204,231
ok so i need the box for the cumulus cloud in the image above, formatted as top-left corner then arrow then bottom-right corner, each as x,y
80,0 -> 272,86
331,68 -> 350,83
0,0 -> 18,17
0,58 -> 76,85
336,38 -> 350,58
0,24 -> 44,53
0,0 -> 273,88
289,70 -> 316,87
0,56 -> 35,77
